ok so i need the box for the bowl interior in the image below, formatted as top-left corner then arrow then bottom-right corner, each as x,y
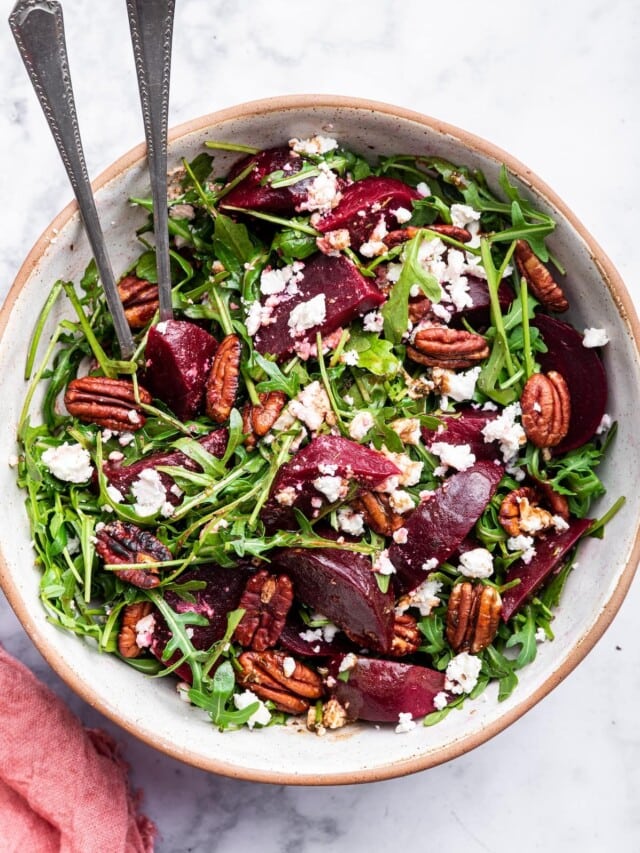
1,96 -> 639,783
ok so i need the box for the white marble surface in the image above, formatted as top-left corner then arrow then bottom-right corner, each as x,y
1,0 -> 640,850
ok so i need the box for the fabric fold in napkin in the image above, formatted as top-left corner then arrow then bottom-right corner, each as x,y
0,644 -> 154,852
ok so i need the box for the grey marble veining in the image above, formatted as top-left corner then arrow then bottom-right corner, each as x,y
1,1 -> 640,851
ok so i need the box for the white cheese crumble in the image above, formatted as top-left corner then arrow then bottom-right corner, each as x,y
507,534 -> 537,564
395,712 -> 416,734
431,366 -> 481,403
130,468 -> 168,517
535,627 -> 548,643
339,652 -> 358,672
282,656 -> 297,678
390,417 -> 421,446
582,327 -> 609,348
233,690 -> 272,729
289,135 -> 338,155
42,442 -> 93,484
287,381 -> 332,432
260,262 -> 304,296
275,486 -> 298,506
298,163 -> 341,213
396,576 -> 442,616
288,293 -> 327,336
596,413 -> 612,435
380,448 -> 423,486
337,507 -> 365,536
349,411 -> 375,441
135,613 -> 156,649
392,527 -> 408,544
481,402 -> 526,463
299,628 -> 324,645
392,207 -> 413,224
450,204 -> 481,230
430,441 -> 476,474
106,484 -> 124,504
359,216 -> 389,258
118,432 -> 135,447
433,691 -> 449,711
176,682 -> 192,704
445,651 -> 482,695
313,475 -> 347,504
362,310 -> 384,333
388,489 -> 415,514
373,549 -> 396,575
458,547 -> 494,579
416,181 -> 431,197
341,349 -> 359,366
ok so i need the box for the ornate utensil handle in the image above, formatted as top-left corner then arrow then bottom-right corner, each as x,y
9,0 -> 135,359
126,0 -> 175,322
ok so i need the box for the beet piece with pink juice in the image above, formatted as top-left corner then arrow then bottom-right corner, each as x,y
330,656 -> 447,722
421,409 -> 501,462
254,253 -> 385,358
144,319 -> 218,421
220,146 -> 313,214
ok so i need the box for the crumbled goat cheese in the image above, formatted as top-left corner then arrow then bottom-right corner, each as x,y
396,576 -> 442,616
582,327 -> 609,348
318,463 -> 338,475
359,216 -> 389,258
298,163 -> 341,213
373,549 -> 396,575
445,651 -> 482,695
66,537 -> 80,556
431,366 -> 481,403
169,203 -> 195,220
170,483 -> 184,498
342,349 -> 359,366
176,682 -> 192,703
507,534 -> 537,564
299,628 -> 324,645
535,627 -> 548,643
289,135 -> 338,155
288,381 -> 332,431
481,402 -> 526,463
288,293 -> 327,337
395,712 -> 416,734
430,441 -> 476,474
390,417 -> 421,446
106,484 -> 124,504
416,181 -> 431,197
118,432 -> 135,447
42,442 -> 93,484
349,411 -> 375,441
135,613 -> 156,649
362,310 -> 384,333
260,261 -> 304,296
552,514 -> 570,532
596,413 -> 612,434
434,691 -> 449,711
108,450 -> 124,462
380,448 -> 423,486
392,527 -> 408,544
275,486 -> 298,506
317,228 -> 351,255
392,207 -> 413,224
155,321 -> 169,334
386,263 -> 402,284
337,507 -> 365,536
313,475 -> 347,504
388,490 -> 415,514
233,690 -> 272,729
282,656 -> 297,678
459,547 -> 494,579
450,204 -> 481,230
339,653 -> 358,672
131,468 -> 168,517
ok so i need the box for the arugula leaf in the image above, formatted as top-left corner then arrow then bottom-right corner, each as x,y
271,228 -> 318,262
345,328 -> 402,377
505,607 -> 538,668
213,213 -> 256,275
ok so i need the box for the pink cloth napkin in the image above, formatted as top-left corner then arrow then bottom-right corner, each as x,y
0,645 -> 155,852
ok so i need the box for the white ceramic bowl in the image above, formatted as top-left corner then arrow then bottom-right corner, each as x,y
1,95 -> 639,784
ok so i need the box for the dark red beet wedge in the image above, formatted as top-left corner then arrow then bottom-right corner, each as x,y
149,564 -> 251,682
330,656 -> 446,722
220,146 -> 311,214
278,617 -> 355,658
389,461 -> 504,594
315,177 -> 420,245
103,429 -> 228,503
501,517 -> 593,621
261,435 -> 401,531
144,320 -> 218,421
274,547 -> 395,653
254,253 -> 385,358
422,409 -> 500,462
533,315 -> 607,453
451,277 -> 514,329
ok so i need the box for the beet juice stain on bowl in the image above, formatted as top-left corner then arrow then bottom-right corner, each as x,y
2,97 -> 639,784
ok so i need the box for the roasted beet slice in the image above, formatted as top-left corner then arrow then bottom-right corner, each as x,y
149,564 -> 251,682
274,547 -> 395,653
220,146 -> 311,214
501,517 -> 593,621
254,253 -> 385,358
278,616 -> 355,658
452,277 -> 514,329
261,435 -> 401,531
532,315 -> 607,453
144,320 -> 218,421
103,429 -> 228,502
422,409 -> 500,462
315,177 -> 420,245
389,461 -> 504,594
330,656 -> 446,722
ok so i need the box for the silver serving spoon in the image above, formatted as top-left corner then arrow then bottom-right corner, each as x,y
125,0 -> 176,322
9,0 -> 135,360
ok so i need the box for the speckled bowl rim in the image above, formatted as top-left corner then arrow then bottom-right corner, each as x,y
2,94 -> 639,785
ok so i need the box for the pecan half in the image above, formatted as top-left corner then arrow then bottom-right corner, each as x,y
446,582 -> 502,654
407,327 -> 489,369
95,520 -> 171,588
237,650 -> 324,714
521,371 -> 571,448
242,391 -> 287,449
409,297 -> 432,324
514,240 -> 568,313
384,224 -> 472,248
64,376 -> 152,431
118,601 -> 153,658
233,570 -> 293,651
389,613 -> 421,657
352,491 -> 404,537
117,275 -> 159,329
205,334 -> 242,423
499,486 -> 555,537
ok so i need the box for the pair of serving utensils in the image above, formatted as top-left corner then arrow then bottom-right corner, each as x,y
9,0 -> 177,359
